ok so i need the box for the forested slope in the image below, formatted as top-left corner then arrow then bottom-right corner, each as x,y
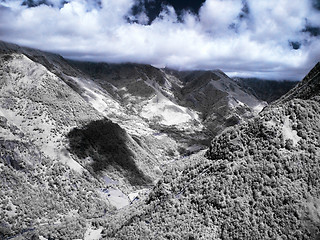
108,63 -> 320,239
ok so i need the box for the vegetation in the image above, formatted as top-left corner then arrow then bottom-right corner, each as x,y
0,139 -> 111,239
67,119 -> 152,186
108,96 -> 320,239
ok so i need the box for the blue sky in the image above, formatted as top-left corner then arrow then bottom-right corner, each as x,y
0,0 -> 320,80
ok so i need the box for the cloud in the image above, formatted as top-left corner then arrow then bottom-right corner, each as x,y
21,0 -> 67,8
0,0 -> 319,80
199,0 -> 243,33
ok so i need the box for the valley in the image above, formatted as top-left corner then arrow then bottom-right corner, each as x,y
0,41 -> 318,239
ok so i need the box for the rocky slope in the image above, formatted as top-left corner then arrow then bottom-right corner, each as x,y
0,42 -> 166,186
70,61 -> 266,142
108,63 -> 320,239
176,70 -> 267,135
69,61 -> 207,149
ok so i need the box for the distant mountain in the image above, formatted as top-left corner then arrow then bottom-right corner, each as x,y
176,70 -> 266,135
71,61 -> 266,138
109,62 -> 320,239
274,62 -> 320,104
235,77 -> 298,103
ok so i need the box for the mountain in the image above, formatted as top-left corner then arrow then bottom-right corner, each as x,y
0,45 -> 113,239
235,78 -> 298,103
108,62 -> 320,239
0,41 -> 165,186
274,62 -> 320,104
70,61 -> 266,139
0,41 -> 176,238
176,70 -> 266,135
0,40 -> 266,239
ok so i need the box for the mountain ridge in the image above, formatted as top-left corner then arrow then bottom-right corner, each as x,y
107,56 -> 320,239
0,40 -> 305,239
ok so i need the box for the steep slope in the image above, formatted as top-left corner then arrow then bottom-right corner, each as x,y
71,61 -> 266,144
68,61 -> 197,127
69,61 -> 206,149
274,62 -> 320,104
0,53 -> 98,172
235,78 -> 298,103
0,46 -> 162,185
0,52 -> 113,239
0,41 -> 185,184
108,63 -> 320,239
178,70 -> 267,135
0,43 -> 179,238
0,40 -> 269,239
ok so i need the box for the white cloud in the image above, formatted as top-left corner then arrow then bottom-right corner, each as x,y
199,0 -> 243,34
0,0 -> 319,80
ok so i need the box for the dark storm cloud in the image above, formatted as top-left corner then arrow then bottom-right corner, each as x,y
128,0 -> 206,24
289,41 -> 301,50
303,24 -> 320,37
312,0 -> 320,10
20,0 -> 71,8
0,0 -> 319,80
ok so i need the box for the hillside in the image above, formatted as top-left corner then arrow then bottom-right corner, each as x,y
70,61 -> 266,139
108,63 -> 320,239
0,41 -> 169,185
0,52 -> 112,239
0,42 -> 176,239
235,78 -> 298,103
274,62 -> 320,104
177,70 -> 266,135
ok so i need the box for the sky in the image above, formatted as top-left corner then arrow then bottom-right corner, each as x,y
0,0 -> 320,80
